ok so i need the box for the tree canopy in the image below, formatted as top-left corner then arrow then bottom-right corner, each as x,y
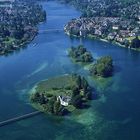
90,56 -> 113,77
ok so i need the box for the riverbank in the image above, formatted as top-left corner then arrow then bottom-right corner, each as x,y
65,30 -> 140,52
0,32 -> 38,55
88,34 -> 140,51
0,0 -> 46,56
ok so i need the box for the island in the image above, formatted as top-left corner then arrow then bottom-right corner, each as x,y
30,74 -> 93,116
68,45 -> 93,63
0,0 -> 46,55
62,0 -> 140,50
89,56 -> 114,77
68,44 -> 114,77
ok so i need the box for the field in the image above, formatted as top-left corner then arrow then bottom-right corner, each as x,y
35,74 -> 79,97
126,36 -> 140,42
3,37 -> 16,45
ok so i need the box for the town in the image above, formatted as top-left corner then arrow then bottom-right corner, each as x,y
63,0 -> 140,49
0,0 -> 46,55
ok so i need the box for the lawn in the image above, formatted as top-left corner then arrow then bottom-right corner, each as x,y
126,36 -> 140,42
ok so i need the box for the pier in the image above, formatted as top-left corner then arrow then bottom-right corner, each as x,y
0,111 -> 42,127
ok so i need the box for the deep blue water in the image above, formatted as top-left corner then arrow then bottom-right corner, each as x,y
0,1 -> 140,140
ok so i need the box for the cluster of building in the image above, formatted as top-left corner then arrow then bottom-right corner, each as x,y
63,0 -> 140,48
0,0 -> 46,55
0,0 -> 15,8
64,16 -> 140,47
66,0 -> 140,20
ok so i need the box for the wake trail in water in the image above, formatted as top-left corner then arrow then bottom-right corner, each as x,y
27,62 -> 48,78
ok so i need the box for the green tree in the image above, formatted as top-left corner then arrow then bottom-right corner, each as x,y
53,100 -> 63,115
72,86 -> 80,97
81,77 -> 88,91
38,94 -> 46,104
90,56 -> 113,77
131,36 -> 140,48
30,92 -> 40,103
71,95 -> 82,108
46,96 -> 57,114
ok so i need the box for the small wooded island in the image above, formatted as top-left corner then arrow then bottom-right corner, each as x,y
68,45 -> 114,78
68,45 -> 93,63
90,56 -> 113,77
30,74 -> 92,116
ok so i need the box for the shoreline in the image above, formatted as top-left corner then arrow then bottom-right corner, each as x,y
0,29 -> 38,56
65,31 -> 140,52
0,0 -> 46,56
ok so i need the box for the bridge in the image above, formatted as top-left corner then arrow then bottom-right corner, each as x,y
0,111 -> 42,127
39,29 -> 64,34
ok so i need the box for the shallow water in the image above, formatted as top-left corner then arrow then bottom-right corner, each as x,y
0,1 -> 140,140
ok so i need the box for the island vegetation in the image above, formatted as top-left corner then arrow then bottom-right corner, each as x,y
90,56 -> 114,77
30,43 -> 114,116
30,74 -> 93,116
68,45 -> 93,63
68,44 -> 114,78
0,0 -> 46,55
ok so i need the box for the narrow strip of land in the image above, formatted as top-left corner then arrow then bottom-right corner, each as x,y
0,111 -> 42,127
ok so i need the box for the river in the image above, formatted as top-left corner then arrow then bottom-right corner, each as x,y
0,1 -> 140,140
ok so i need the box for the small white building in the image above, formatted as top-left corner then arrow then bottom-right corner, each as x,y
112,26 -> 119,30
58,96 -> 71,107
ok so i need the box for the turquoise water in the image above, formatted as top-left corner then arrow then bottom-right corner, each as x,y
0,1 -> 140,140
